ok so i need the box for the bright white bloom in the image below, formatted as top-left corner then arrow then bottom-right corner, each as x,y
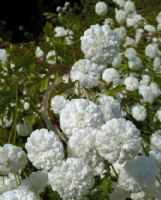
124,76 -> 139,91
112,53 -> 122,68
124,36 -> 135,47
113,0 -> 126,7
48,158 -> 94,200
115,9 -> 127,24
128,57 -> 142,70
46,50 -> 57,65
131,104 -> 147,121
22,170 -> 48,194
157,23 -> 161,31
125,48 -> 137,60
51,95 -> 69,114
24,102 -> 30,111
60,99 -> 104,137
0,49 -> 9,63
126,14 -> 144,28
0,187 -> 41,200
156,107 -> 161,122
114,156 -> 157,193
96,118 -> 142,163
138,82 -> 161,104
70,59 -> 100,88
35,47 -> 44,59
25,129 -> 64,170
156,12 -> 161,24
145,43 -> 160,59
16,123 -> 32,137
55,26 -> 71,37
68,127 -> 105,175
114,26 -> 126,43
0,144 -> 28,175
80,24 -> 120,65
124,0 -> 136,15
144,24 -> 156,34
97,94 -> 122,121
140,74 -> 150,85
135,28 -> 144,45
102,68 -> 120,86
95,1 -> 108,16
153,57 -> 161,72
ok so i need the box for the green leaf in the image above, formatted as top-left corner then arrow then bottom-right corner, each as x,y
40,78 -> 49,93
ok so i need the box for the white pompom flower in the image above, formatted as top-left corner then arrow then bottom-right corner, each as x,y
70,59 -> 101,88
51,95 -> 69,115
115,9 -> 127,25
124,0 -> 136,15
60,98 -> 104,137
80,24 -> 120,65
102,68 -> 120,86
48,158 -> 95,200
156,107 -> 161,122
124,76 -> 139,91
0,186 -> 41,200
0,49 -> 9,64
68,127 -> 105,175
25,129 -> 64,170
96,118 -> 142,163
95,1 -> 108,16
97,94 -> 122,121
150,130 -> 161,169
0,144 -> 28,175
114,156 -> 157,193
131,104 -> 147,121
145,43 -> 160,59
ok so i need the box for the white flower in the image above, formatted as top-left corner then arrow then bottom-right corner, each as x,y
48,158 -> 94,200
0,49 -> 9,63
114,26 -> 126,43
25,129 -> 64,170
51,95 -> 69,115
0,144 -> 28,175
95,1 -> 108,16
22,170 -> 48,194
131,104 -> 147,121
113,0 -> 126,7
16,123 -> 32,137
35,47 -> 44,59
156,107 -> 161,122
126,14 -> 144,28
144,24 -> 156,34
0,187 -> 41,200
157,23 -> 161,31
125,48 -> 137,60
153,57 -> 161,72
80,24 -> 120,65
124,0 -> 136,15
124,76 -> 139,91
102,68 -> 120,86
96,118 -> 142,163
138,82 -> 161,104
60,98 -> 104,137
97,94 -> 122,121
150,130 -> 161,168
70,59 -> 101,88
128,57 -> 142,70
156,12 -> 161,24
112,53 -> 122,68
55,26 -> 68,37
140,74 -> 150,86
24,102 -> 30,111
46,50 -> 57,65
124,36 -> 135,47
135,28 -> 144,45
114,156 -> 157,193
145,43 -> 160,59
115,9 -> 127,24
68,127 -> 105,175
